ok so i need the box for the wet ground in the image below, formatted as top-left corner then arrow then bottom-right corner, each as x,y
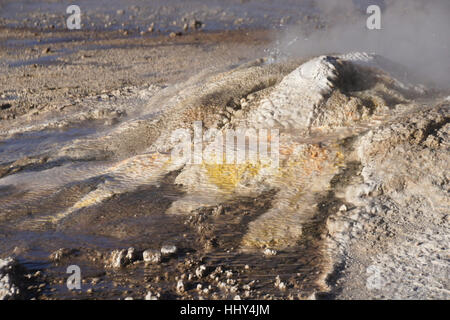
0,0 -> 320,32
0,0 -> 334,300
1,1 -> 448,301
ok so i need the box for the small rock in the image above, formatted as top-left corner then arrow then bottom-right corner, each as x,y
143,249 -> 161,263
161,245 -> 177,256
190,20 -> 203,30
109,249 -> 127,268
275,275 -> 286,290
50,248 -> 77,262
126,247 -> 138,262
263,248 -> 277,256
169,32 -> 182,38
195,265 -> 207,278
176,280 -> 184,293
145,291 -> 159,300
0,258 -> 21,300
109,247 -> 141,268
213,205 -> 224,216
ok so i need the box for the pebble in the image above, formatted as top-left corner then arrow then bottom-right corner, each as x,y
169,32 -> 182,38
143,249 -> 161,263
161,244 -> 177,256
195,265 -> 207,278
109,249 -> 127,268
126,247 -> 137,261
275,275 -> 286,290
214,205 -> 224,216
190,20 -> 203,30
263,248 -> 277,256
176,280 -> 184,293
145,292 -> 159,300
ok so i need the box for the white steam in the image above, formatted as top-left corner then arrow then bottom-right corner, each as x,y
274,0 -> 450,88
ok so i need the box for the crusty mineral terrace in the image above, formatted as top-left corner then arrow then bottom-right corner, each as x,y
0,52 -> 448,298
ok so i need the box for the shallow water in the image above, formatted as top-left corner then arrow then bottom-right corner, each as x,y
0,0 -> 318,32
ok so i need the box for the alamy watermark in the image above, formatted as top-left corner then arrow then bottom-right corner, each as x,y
366,5 -> 381,30
65,4 -> 381,31
170,121 -> 279,168
66,264 -> 81,290
66,5 -> 81,30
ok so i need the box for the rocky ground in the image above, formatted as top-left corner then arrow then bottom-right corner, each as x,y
0,1 -> 449,301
